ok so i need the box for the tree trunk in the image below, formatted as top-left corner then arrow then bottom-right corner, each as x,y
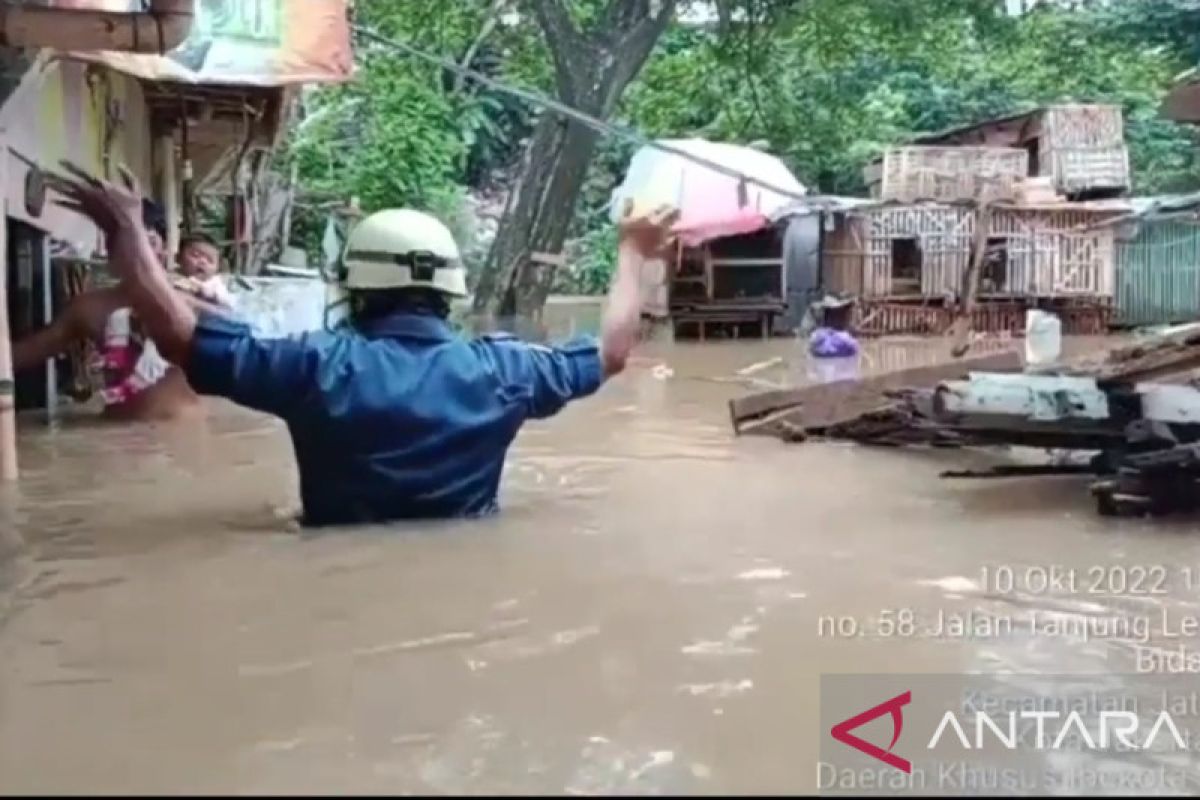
474,114 -> 600,319
471,0 -> 677,321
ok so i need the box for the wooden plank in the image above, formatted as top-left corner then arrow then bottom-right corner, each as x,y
942,464 -> 1098,479
729,349 -> 1022,434
530,251 -> 567,267
1058,328 -> 1200,385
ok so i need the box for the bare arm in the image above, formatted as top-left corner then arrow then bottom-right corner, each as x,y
598,202 -> 679,378
48,161 -> 199,367
110,220 -> 198,366
598,242 -> 645,378
11,299 -> 88,372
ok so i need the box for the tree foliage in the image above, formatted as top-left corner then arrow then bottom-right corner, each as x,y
285,0 -> 1200,294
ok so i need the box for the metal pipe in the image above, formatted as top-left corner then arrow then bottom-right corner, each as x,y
0,194 -> 16,482
0,0 -> 194,54
40,234 -> 55,423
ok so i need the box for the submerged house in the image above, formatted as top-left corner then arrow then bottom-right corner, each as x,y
821,199 -> 1125,335
813,104 -> 1136,336
662,225 -> 791,340
1109,195 -> 1200,329
1102,83 -> 1200,329
0,0 -> 353,480
615,139 -> 806,340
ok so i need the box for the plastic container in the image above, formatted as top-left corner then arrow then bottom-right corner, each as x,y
1025,309 -> 1062,367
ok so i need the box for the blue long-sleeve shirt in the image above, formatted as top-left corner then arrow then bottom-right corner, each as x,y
184,312 -> 604,527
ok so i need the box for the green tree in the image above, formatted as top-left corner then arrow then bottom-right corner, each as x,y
286,0 -> 1200,299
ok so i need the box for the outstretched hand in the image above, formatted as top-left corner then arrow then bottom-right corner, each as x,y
617,199 -> 680,258
45,160 -> 199,366
46,160 -> 144,239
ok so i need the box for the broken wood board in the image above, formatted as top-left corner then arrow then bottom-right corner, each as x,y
729,350 -> 1022,437
1046,326 -> 1200,385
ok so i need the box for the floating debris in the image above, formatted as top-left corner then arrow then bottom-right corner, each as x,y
730,326 -> 1200,518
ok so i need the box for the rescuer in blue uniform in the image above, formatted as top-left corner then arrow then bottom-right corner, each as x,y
49,162 -> 677,527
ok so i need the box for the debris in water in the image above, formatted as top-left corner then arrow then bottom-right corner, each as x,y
736,567 -> 790,581
629,750 -> 675,781
729,327 -> 1200,519
736,357 -> 784,376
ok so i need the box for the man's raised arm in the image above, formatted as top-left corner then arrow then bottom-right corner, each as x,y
111,219 -> 196,366
598,203 -> 679,378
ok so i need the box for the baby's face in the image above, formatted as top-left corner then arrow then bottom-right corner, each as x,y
179,243 -> 219,279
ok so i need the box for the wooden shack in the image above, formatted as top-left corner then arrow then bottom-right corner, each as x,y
911,104 -> 1131,200
822,200 -> 1126,335
865,146 -> 1029,203
648,225 -> 787,340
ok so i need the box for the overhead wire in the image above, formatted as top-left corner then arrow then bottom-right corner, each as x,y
350,24 -> 812,205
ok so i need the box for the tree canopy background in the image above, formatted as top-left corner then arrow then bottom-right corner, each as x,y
285,0 -> 1200,299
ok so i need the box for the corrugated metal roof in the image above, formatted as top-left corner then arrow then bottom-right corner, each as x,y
992,199 -> 1134,213
909,103 -> 1125,145
909,108 -> 1043,144
1082,193 -> 1200,230
768,195 -> 874,222
772,195 -> 1197,224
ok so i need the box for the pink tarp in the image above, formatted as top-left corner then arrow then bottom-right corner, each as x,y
610,139 -> 807,247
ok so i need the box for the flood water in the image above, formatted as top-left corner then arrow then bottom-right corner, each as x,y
4,302 -> 1200,794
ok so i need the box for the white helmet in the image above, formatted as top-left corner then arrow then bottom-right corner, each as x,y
342,209 -> 467,297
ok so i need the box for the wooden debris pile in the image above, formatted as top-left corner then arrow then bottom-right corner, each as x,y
728,351 -> 1022,439
729,326 -> 1200,518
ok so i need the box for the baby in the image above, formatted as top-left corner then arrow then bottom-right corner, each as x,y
174,232 -> 234,307
99,233 -> 236,408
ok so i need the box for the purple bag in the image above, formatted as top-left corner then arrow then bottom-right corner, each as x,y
808,327 -> 860,359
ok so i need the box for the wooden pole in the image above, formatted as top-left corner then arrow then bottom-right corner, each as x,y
949,197 -> 993,358
0,154 -> 17,480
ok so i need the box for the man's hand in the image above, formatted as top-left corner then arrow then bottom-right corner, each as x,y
47,160 -> 144,243
617,200 -> 680,258
599,201 -> 680,379
46,161 -> 199,365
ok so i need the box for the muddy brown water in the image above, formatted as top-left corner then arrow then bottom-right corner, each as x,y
3,303 -> 1200,794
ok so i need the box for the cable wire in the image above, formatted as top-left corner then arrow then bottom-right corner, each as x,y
351,24 -> 811,205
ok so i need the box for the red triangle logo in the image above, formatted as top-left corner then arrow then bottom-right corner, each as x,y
830,690 -> 912,773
